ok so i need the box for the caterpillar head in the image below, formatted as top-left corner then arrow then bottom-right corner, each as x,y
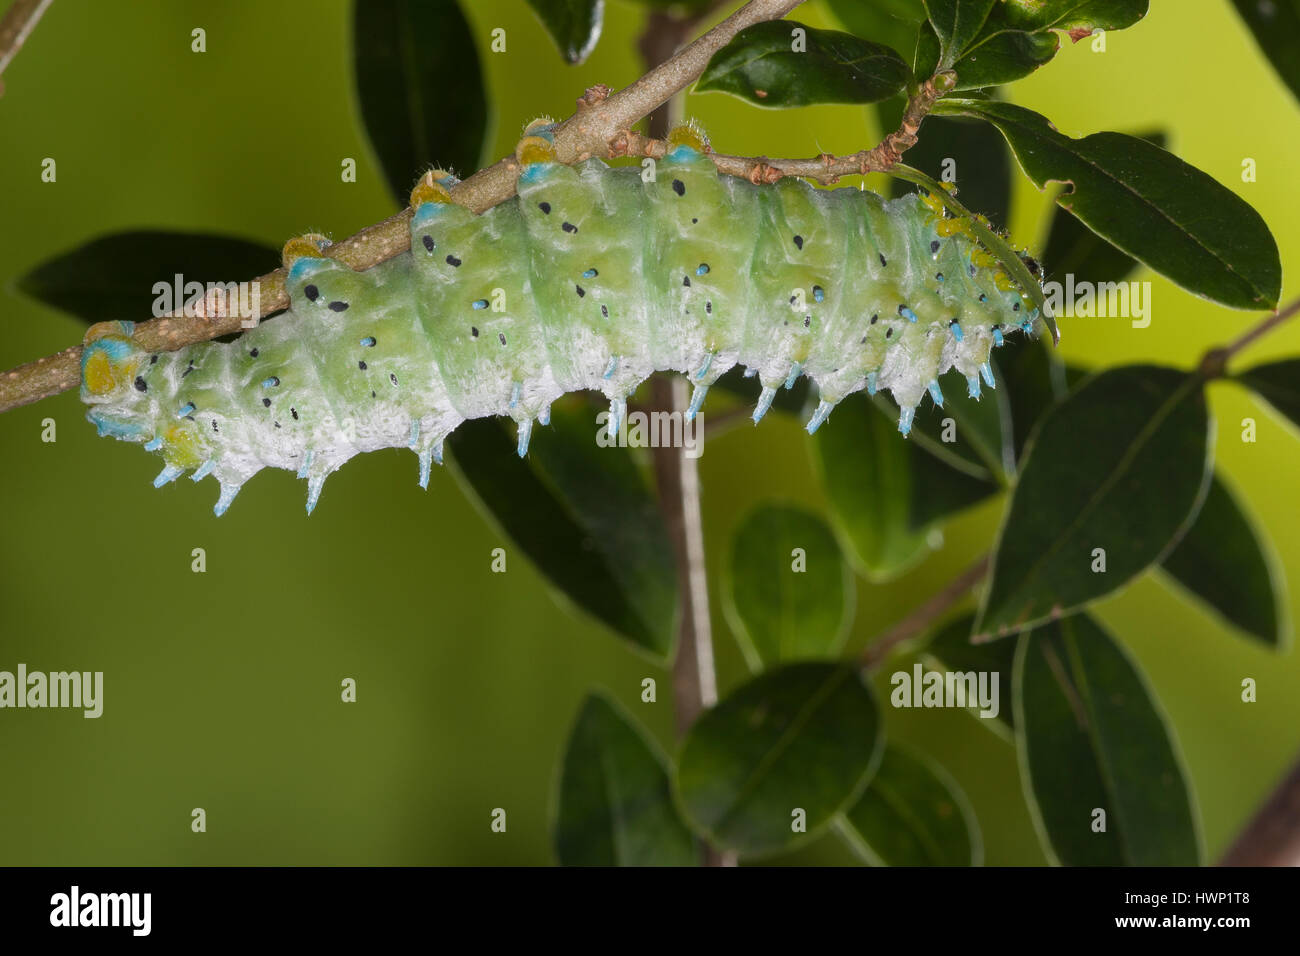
81,321 -> 152,439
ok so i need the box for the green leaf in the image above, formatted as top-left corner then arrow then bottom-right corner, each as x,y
1014,613 -> 1202,865
553,692 -> 698,866
724,505 -> 854,670
934,100 -> 1281,310
977,366 -> 1211,638
923,0 -> 997,67
17,231 -> 279,324
447,398 -> 678,660
1231,0 -> 1300,105
827,0 -> 926,63
994,333 -> 1068,464
675,662 -> 883,857
524,0 -> 604,65
352,0 -> 488,207
1236,358 -> 1300,434
1160,473 -> 1288,648
812,393 -> 998,580
922,612 -> 1016,733
887,114 -> 1012,228
918,1 -> 1148,89
1040,132 -> 1165,288
696,20 -> 910,107
839,743 -> 982,865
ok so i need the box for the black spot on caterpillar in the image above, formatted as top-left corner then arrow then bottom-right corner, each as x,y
79,134 -> 1046,515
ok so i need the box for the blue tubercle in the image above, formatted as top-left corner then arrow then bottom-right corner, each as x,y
980,362 -> 996,388
296,449 -> 314,480
192,460 -> 215,481
538,406 -> 551,426
153,464 -> 183,487
900,306 -> 919,323
608,397 -> 626,439
408,420 -> 421,448
177,402 -> 196,417
287,256 -> 331,286
950,321 -> 964,342
603,356 -> 618,380
417,447 -> 434,490
753,386 -> 777,424
992,326 -> 1005,347
213,483 -> 240,517
928,381 -> 945,408
87,409 -> 146,440
806,400 -> 834,434
784,363 -> 801,389
412,201 -> 453,229
695,352 -> 713,381
144,436 -> 163,451
696,263 -> 710,276
866,372 -> 878,396
306,475 -> 326,516
516,418 -> 533,458
509,381 -> 521,410
967,375 -> 982,399
471,299 -> 488,310
898,406 -> 916,437
687,384 -> 708,421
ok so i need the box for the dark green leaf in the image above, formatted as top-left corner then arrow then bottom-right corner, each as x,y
553,692 -> 697,866
935,100 -> 1281,310
994,333 -> 1068,463
918,0 -> 1148,89
17,231 -> 279,324
1231,0 -> 1300,104
1236,358 -> 1300,434
887,114 -> 1011,228
697,20 -> 910,107
922,611 -> 1016,732
1014,613 -> 1202,865
675,662 -> 883,857
813,393 -> 998,580
447,398 -> 678,660
839,743 -> 982,865
352,0 -> 488,206
724,505 -> 854,670
1039,132 -> 1164,288
525,0 -> 603,65
827,0 -> 925,63
1161,473 -> 1287,648
977,366 -> 1211,638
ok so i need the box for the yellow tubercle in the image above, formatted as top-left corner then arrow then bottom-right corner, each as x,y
82,349 -> 119,396
994,271 -> 1017,291
162,422 -> 204,469
409,173 -> 454,208
281,234 -> 331,269
515,135 -> 557,165
667,121 -> 710,153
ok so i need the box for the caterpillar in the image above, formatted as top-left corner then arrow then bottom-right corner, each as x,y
79,123 -> 1047,516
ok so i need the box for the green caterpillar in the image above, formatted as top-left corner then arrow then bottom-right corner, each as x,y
80,124 -> 1046,515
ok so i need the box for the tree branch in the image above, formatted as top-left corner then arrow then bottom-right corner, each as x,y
0,0 -> 53,85
0,0 -> 807,416
859,554 -> 991,671
1198,294 -> 1300,380
610,70 -> 955,185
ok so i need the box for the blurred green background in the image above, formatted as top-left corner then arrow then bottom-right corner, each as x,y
0,0 -> 1296,865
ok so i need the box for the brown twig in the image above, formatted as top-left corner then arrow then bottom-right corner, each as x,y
610,70 -> 956,185
859,554 -> 991,671
1198,295 -> 1300,380
0,0 -> 52,84
0,0 -> 807,416
1220,747 -> 1300,866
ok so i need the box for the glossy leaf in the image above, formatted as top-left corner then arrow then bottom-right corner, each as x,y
447,399 -> 677,660
827,0 -> 925,63
1161,473 -> 1287,648
553,692 -> 697,866
675,662 -> 883,857
1231,0 -> 1300,104
1014,613 -> 1201,865
725,505 -> 854,671
887,114 -> 1012,228
917,0 -> 1148,89
353,0 -> 488,206
935,100 -> 1281,310
697,20 -> 910,107
1236,359 -> 1300,434
525,0 -> 604,65
977,366 -> 1211,638
839,743 -> 982,865
813,393 -> 998,581
922,612 -> 1016,733
1040,132 -> 1165,289
17,231 -> 278,324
